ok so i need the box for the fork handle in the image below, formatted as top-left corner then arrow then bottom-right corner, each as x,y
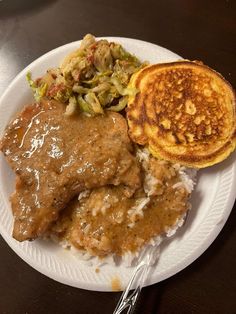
113,262 -> 149,314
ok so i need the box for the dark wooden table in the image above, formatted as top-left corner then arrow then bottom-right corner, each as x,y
0,1 -> 236,313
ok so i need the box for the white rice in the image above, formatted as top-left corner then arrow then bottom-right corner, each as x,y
92,192 -> 119,216
173,164 -> 197,193
127,197 -> 150,222
144,173 -> 161,196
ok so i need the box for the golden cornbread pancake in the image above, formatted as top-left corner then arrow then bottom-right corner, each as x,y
127,61 -> 236,168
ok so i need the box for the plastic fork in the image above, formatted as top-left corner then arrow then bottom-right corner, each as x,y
113,245 -> 159,314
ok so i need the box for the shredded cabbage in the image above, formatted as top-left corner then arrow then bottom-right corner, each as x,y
107,96 -> 128,112
65,96 -> 78,116
77,96 -> 93,114
27,34 -> 146,115
26,72 -> 48,101
84,92 -> 104,114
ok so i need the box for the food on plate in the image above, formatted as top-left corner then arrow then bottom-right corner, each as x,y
127,61 -> 236,168
0,99 -> 140,241
27,34 -> 144,115
0,34 -> 234,265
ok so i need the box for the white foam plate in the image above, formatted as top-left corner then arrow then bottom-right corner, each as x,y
0,37 -> 235,291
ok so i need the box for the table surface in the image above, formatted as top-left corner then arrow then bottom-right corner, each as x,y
0,0 -> 236,313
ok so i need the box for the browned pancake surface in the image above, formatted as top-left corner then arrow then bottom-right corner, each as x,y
127,61 -> 236,168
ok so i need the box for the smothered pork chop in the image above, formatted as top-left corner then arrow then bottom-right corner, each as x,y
0,99 -> 141,241
50,154 -> 191,258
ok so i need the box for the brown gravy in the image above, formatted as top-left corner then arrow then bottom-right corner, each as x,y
111,276 -> 122,291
